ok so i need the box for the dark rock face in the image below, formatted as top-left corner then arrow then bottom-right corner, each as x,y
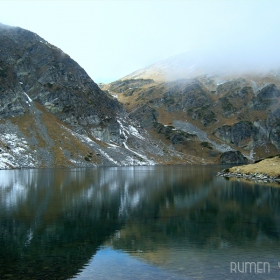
220,151 -> 249,164
213,125 -> 232,144
249,84 -> 279,111
129,105 -> 158,129
231,121 -> 258,147
259,84 -> 280,99
250,97 -> 276,111
267,108 -> 280,150
0,24 -> 123,143
270,124 -> 280,151
181,83 -> 210,108
214,121 -> 259,148
216,78 -> 247,96
0,91 -> 28,118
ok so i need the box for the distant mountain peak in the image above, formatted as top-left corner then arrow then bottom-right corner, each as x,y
121,51 -> 280,82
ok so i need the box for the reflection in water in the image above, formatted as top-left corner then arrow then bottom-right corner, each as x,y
0,166 -> 280,279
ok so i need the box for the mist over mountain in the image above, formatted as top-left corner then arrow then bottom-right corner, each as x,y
122,49 -> 280,82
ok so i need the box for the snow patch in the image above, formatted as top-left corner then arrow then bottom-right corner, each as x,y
123,142 -> 154,165
60,123 -> 155,167
23,92 -> 32,106
128,125 -> 145,140
108,142 -> 119,148
0,132 -> 36,169
97,148 -> 119,165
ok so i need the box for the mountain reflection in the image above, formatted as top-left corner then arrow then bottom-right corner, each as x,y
0,166 -> 280,279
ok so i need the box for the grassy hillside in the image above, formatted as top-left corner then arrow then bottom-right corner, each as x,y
228,155 -> 280,178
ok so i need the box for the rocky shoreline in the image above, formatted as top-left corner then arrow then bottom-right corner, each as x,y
217,155 -> 280,185
217,170 -> 280,184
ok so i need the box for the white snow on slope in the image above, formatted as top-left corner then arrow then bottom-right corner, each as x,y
0,132 -> 36,169
23,92 -> 32,105
117,118 -> 155,165
61,124 -> 121,165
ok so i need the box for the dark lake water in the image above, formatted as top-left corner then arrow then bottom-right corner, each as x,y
0,165 -> 280,279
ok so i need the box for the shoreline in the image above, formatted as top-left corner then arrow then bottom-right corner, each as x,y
217,155 -> 280,185
217,170 -> 280,184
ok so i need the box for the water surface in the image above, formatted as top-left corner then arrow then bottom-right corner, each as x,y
0,165 -> 280,279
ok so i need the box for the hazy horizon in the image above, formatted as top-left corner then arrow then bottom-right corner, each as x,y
1,0 -> 280,83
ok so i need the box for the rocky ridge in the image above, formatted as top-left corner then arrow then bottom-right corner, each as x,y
102,55 -> 280,164
0,23 -> 195,169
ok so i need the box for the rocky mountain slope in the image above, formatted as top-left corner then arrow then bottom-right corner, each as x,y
102,53 -> 280,164
0,23 -> 191,169
1,23 -> 279,169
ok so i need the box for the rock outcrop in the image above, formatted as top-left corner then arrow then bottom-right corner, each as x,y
213,121 -> 260,148
267,108 -> 280,151
220,151 -> 249,164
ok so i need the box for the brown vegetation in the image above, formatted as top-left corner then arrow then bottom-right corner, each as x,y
228,156 -> 280,177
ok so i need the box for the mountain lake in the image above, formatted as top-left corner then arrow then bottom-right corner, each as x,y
0,165 -> 280,279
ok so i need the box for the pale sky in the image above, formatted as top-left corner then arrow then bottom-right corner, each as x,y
1,0 -> 280,83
